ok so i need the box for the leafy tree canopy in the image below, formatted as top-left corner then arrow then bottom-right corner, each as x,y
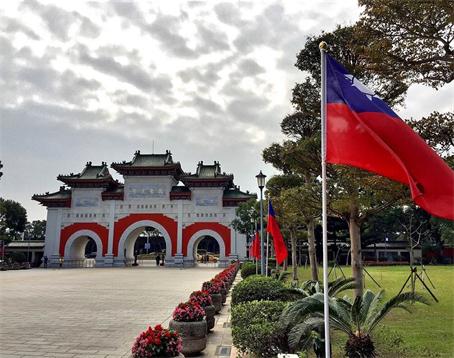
408,111 -> 454,158
358,0 -> 454,88
24,220 -> 46,240
231,199 -> 260,239
0,198 -> 27,240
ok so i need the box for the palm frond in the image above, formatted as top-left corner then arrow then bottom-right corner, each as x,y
278,271 -> 291,282
288,317 -> 324,350
280,294 -> 325,326
328,277 -> 356,296
367,292 -> 430,333
359,290 -> 376,327
363,289 -> 385,326
351,294 -> 363,332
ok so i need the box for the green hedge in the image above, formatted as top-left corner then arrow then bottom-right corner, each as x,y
232,300 -> 289,357
240,261 -> 258,279
232,275 -> 285,305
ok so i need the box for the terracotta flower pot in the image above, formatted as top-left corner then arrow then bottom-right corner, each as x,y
204,304 -> 215,331
169,320 -> 207,355
210,293 -> 222,313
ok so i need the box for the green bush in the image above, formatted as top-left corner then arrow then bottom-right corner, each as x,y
232,300 -> 289,357
232,275 -> 285,305
240,261 -> 258,278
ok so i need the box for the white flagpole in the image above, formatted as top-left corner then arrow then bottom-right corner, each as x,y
319,41 -> 331,358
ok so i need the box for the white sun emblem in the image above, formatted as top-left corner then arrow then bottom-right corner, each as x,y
343,74 -> 380,101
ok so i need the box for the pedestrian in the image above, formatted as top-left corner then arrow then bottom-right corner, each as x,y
43,255 -> 48,268
156,254 -> 161,267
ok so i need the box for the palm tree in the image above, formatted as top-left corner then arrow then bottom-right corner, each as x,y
280,289 -> 429,358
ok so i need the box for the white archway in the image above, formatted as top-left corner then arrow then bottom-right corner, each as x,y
64,230 -> 104,260
117,220 -> 173,261
185,229 -> 226,266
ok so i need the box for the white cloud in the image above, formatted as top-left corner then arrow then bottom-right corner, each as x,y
1,0 -> 448,221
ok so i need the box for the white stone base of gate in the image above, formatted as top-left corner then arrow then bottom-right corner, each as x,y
173,254 -> 184,267
49,254 -> 62,268
103,254 -> 114,266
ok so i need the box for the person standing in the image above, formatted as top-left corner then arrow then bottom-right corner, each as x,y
43,255 -> 48,268
156,254 -> 161,267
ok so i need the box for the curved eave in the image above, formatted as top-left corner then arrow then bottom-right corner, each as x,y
32,195 -> 71,208
57,177 -> 114,188
222,196 -> 255,207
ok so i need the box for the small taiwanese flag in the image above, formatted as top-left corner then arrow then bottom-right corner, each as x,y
325,54 -> 454,220
267,201 -> 288,264
250,231 -> 261,259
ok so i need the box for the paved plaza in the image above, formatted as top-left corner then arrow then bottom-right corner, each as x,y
0,267 -> 221,358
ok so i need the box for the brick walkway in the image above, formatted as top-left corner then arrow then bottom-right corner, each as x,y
0,267 -> 220,358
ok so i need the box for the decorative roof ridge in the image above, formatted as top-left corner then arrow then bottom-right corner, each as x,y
32,186 -> 71,199
58,162 -> 111,180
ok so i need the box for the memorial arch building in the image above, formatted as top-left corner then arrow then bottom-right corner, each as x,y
33,151 -> 255,267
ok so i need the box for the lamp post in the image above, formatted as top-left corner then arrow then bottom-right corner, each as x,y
256,171 -> 266,275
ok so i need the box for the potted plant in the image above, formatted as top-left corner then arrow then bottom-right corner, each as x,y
169,301 -> 207,355
202,281 -> 222,313
212,278 -> 228,304
131,324 -> 183,357
190,290 -> 215,331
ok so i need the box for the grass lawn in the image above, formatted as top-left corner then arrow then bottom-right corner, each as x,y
291,265 -> 454,357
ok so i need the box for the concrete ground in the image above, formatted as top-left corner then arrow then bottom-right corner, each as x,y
0,267 -> 220,358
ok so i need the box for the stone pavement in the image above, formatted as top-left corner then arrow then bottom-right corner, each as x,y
0,266 -> 220,358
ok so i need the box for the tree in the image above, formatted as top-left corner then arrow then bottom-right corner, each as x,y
0,198 -> 27,241
281,289 -> 429,358
293,27 -> 411,296
231,198 -> 260,253
265,25 -> 408,295
280,186 -> 321,281
408,111 -> 454,158
358,0 -> 454,88
24,220 -> 46,240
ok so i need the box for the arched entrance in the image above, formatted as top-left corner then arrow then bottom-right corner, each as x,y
194,236 -> 220,266
134,227 -> 167,266
63,229 -> 104,268
185,229 -> 227,267
116,220 -> 174,266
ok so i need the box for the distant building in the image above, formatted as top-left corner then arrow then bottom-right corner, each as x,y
33,151 -> 255,267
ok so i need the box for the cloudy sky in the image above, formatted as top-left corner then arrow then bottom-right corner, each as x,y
0,1 -> 452,221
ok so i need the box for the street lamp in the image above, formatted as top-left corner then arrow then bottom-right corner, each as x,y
256,171 -> 266,275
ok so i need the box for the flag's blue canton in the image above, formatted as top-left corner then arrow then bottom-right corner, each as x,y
268,201 -> 276,217
326,54 -> 399,118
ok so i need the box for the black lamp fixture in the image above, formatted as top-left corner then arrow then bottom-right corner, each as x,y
256,170 -> 266,189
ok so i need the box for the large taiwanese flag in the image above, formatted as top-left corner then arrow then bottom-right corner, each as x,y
326,54 -> 454,220
267,201 -> 288,264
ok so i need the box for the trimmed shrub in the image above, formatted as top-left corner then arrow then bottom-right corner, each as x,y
232,275 -> 285,305
231,300 -> 289,357
240,261 -> 258,278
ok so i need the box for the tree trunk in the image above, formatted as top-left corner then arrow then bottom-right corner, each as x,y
291,231 -> 298,281
307,219 -> 319,281
349,205 -> 363,297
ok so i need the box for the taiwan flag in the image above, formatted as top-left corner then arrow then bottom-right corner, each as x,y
325,54 -> 454,220
267,201 -> 288,264
250,231 -> 261,259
